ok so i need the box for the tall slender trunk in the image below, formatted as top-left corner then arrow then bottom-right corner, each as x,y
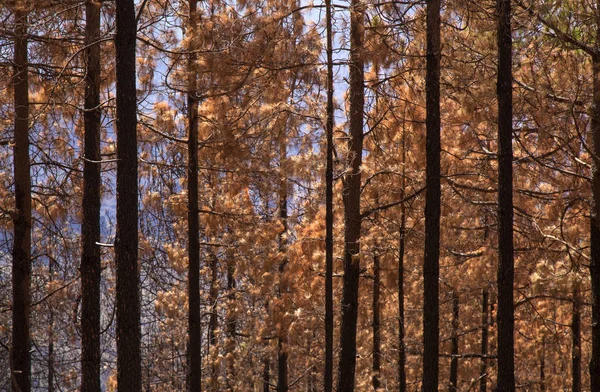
398,120 -> 407,392
115,0 -> 141,389
572,281 -> 581,392
12,6 -> 31,392
277,135 -> 289,392
495,0 -> 515,390
590,5 -> 600,387
187,0 -> 202,390
480,289 -> 489,392
372,254 -> 381,390
324,0 -> 335,386
81,1 -> 102,390
337,0 -> 364,389
449,293 -> 459,392
422,0 -> 441,390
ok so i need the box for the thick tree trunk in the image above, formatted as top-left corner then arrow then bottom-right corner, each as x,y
372,254 -> 381,390
187,0 -> 202,390
449,293 -> 459,392
422,0 -> 441,390
12,7 -> 31,392
277,136 -> 289,392
480,289 -> 489,392
572,282 -> 581,392
337,0 -> 364,389
81,1 -> 102,391
495,0 -> 515,390
115,0 -> 141,389
324,0 -> 335,387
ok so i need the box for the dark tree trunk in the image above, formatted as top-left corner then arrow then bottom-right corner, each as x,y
115,0 -> 141,389
81,1 -> 102,391
186,0 -> 202,390
590,8 -> 600,387
336,0 -> 364,389
48,262 -> 55,392
480,289 -> 489,392
324,0 -> 334,386
572,282 -> 581,392
495,0 -> 515,390
398,130 -> 407,392
12,7 -> 31,392
277,136 -> 289,392
422,0 -> 441,390
372,254 -> 381,390
449,293 -> 459,392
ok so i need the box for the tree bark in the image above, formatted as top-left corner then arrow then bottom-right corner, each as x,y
324,0 -> 335,387
495,0 -> 515,390
337,0 -> 364,389
12,6 -> 31,392
422,0 -> 441,390
209,253 -> 218,390
81,1 -> 102,390
225,253 -> 236,391
372,254 -> 381,390
115,0 -> 141,389
186,0 -> 202,390
449,293 -> 459,392
540,337 -> 545,392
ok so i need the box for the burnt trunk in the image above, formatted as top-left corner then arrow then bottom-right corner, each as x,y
373,254 -> 381,390
572,282 -> 581,392
81,1 -> 102,390
187,0 -> 202,390
398,130 -> 407,392
277,135 -> 289,392
115,0 -> 141,389
337,0 -> 364,388
495,0 -> 515,390
422,0 -> 441,390
12,7 -> 31,392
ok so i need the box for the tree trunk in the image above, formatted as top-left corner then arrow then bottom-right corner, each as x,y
12,6 -> 31,392
372,254 -> 381,390
336,0 -> 364,388
449,293 -> 459,392
495,0 -> 515,390
324,0 -> 335,386
81,1 -> 102,390
480,289 -> 489,392
422,0 -> 441,390
572,282 -> 581,392
115,0 -> 141,389
277,135 -> 289,392
263,358 -> 270,392
186,0 -> 202,390
48,261 -> 55,392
